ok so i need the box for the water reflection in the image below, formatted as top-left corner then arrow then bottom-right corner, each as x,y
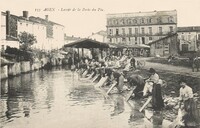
110,95 -> 125,116
0,67 -> 181,128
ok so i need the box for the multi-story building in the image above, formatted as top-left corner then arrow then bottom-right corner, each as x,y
106,10 -> 177,45
29,15 -> 65,50
64,34 -> 82,44
2,11 -> 65,51
1,11 -> 19,51
88,30 -> 107,42
177,26 -> 200,52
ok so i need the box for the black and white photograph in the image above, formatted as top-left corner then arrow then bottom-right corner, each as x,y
1,0 -> 200,127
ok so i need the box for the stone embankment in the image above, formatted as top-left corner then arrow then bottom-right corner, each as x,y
1,57 -> 63,80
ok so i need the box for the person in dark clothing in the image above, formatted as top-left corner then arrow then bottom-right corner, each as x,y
130,57 -> 136,69
126,74 -> 145,98
111,71 -> 124,93
192,56 -> 199,72
147,68 -> 164,111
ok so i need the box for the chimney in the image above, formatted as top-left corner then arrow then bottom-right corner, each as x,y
6,10 -> 10,36
23,11 -> 28,19
45,15 -> 48,21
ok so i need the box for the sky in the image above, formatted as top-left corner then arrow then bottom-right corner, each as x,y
1,0 -> 200,38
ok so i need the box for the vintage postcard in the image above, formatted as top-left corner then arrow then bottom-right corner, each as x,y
1,0 -> 200,128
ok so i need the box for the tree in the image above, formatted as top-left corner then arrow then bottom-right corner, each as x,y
18,31 -> 37,51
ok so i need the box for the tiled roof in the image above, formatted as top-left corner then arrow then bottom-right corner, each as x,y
1,11 -> 64,27
177,26 -> 200,32
64,35 -> 82,40
107,10 -> 177,18
148,33 -> 177,45
29,16 -> 64,27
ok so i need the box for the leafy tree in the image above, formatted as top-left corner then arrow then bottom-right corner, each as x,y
18,31 -> 37,51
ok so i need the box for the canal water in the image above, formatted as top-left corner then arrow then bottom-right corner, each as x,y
1,67 -> 171,128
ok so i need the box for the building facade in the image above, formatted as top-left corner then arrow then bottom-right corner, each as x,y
1,11 -> 19,51
88,30 -> 108,42
177,26 -> 200,52
149,33 -> 178,57
106,10 -> 177,45
2,11 -> 65,51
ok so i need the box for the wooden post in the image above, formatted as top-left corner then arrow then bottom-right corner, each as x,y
78,48 -> 80,60
101,48 -> 103,59
82,48 -> 84,57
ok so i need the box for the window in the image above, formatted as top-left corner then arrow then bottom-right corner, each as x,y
129,28 -> 132,35
109,38 -> 112,42
127,19 -> 132,24
135,37 -> 137,44
198,34 -> 200,40
135,28 -> 138,34
188,35 -> 191,41
141,18 -> 144,24
142,37 -> 145,44
109,29 -> 113,35
157,17 -> 162,23
122,28 -> 125,35
116,29 -> 119,35
148,18 -> 152,23
20,23 -> 22,25
149,37 -> 152,40
120,19 -> 125,25
129,37 -> 131,41
168,16 -> 174,23
26,23 -> 28,26
149,27 -> 152,35
113,19 -> 118,25
122,37 -> 126,42
133,19 -> 137,24
181,35 -> 185,40
159,27 -> 162,34
141,28 -> 145,34
169,26 -> 173,32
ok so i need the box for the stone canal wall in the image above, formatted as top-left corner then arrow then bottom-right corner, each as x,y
0,58 -> 63,80
8,62 -> 21,76
21,61 -> 31,73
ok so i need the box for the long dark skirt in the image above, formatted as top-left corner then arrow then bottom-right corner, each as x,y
152,84 -> 164,111
183,99 -> 199,127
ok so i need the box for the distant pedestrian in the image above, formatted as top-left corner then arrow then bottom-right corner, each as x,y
192,56 -> 199,72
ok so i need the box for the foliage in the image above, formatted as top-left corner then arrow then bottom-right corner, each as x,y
5,46 -> 34,62
18,31 -> 37,51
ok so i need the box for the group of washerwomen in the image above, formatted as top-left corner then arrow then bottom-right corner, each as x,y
73,55 -> 199,127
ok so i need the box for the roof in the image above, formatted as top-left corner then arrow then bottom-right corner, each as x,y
107,10 -> 177,18
95,30 -> 107,36
29,16 -> 64,27
107,43 -> 150,48
1,11 -> 64,27
64,35 -> 82,41
148,33 -> 177,45
64,38 -> 109,48
178,26 -> 200,32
